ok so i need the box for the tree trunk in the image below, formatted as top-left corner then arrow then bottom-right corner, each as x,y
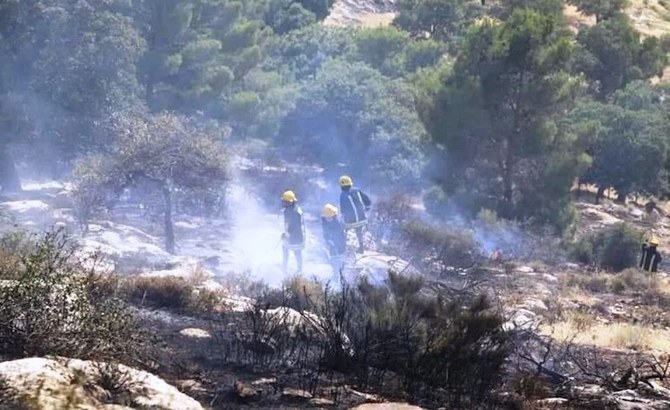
596,186 -> 606,204
501,148 -> 514,218
163,184 -> 175,254
576,180 -> 582,200
0,147 -> 22,193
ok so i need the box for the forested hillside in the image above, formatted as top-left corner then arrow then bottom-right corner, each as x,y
4,1 -> 670,409
1,0 -> 670,233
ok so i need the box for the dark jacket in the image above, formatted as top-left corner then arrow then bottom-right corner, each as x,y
640,244 -> 662,272
322,217 -> 346,256
339,187 -> 371,227
283,204 -> 305,246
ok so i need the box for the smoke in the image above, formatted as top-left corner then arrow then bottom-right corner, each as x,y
222,159 -> 335,287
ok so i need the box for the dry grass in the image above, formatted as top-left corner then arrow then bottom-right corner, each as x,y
356,12 -> 397,28
282,275 -> 325,309
562,269 -> 662,296
627,0 -> 670,38
541,321 -> 670,351
562,286 -> 603,307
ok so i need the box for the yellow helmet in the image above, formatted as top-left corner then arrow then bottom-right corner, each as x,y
322,203 -> 338,218
650,237 -> 660,246
339,175 -> 353,187
281,190 -> 297,202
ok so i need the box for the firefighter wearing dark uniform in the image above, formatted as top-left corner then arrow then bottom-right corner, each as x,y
338,175 -> 371,253
640,237 -> 662,273
321,203 -> 347,273
281,190 -> 305,274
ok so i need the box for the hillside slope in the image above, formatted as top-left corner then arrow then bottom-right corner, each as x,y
324,0 -> 396,27
327,0 -> 670,37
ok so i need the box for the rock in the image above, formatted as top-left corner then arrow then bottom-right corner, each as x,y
561,300 -> 580,310
234,381 -> 258,400
516,266 -> 535,274
503,309 -> 540,331
609,304 -> 627,318
0,357 -> 204,410
311,397 -> 335,406
542,273 -> 559,283
519,298 -> 549,313
251,377 -> 277,386
345,386 -> 383,403
537,397 -> 568,405
563,262 -> 581,270
629,208 -> 645,218
179,379 -> 205,393
281,388 -> 313,402
221,295 -> 254,312
350,404 -> 425,410
352,252 -> 420,285
179,328 -> 212,339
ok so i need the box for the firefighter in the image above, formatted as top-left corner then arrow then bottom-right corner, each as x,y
281,190 -> 305,274
339,175 -> 371,253
322,203 -> 347,273
640,236 -> 662,273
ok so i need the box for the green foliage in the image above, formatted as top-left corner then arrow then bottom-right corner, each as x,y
0,230 -> 145,363
568,0 -> 630,22
277,59 -> 426,184
398,219 -> 480,271
136,0 -> 265,116
353,26 -> 446,76
297,0 -> 335,20
574,82 -> 669,198
264,24 -> 355,79
394,0 -> 484,46
73,111 -> 230,252
265,0 -> 317,34
423,9 -> 585,228
576,14 -> 667,100
571,223 -> 643,271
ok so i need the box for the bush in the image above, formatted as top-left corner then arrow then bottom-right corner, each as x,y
399,219 -> 480,271
125,276 -> 194,311
570,223 -> 642,271
333,272 -> 510,406
367,193 -> 416,247
0,230 -> 145,363
281,275 -> 325,310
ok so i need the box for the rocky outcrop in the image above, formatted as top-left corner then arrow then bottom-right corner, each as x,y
0,357 -> 203,410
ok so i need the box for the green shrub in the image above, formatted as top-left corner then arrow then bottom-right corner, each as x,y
570,223 -> 642,271
399,219 -> 480,271
0,230 -> 145,363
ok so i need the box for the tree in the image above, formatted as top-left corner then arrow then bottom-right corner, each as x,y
264,0 -> 316,34
575,83 -> 669,202
352,26 -> 445,77
277,59 -> 426,186
394,0 -> 477,44
568,0 -> 629,23
297,0 -> 335,20
0,0 -> 146,180
136,0 -> 265,117
423,10 -> 585,226
264,24 -> 355,80
73,112 -> 230,254
576,14 -> 667,100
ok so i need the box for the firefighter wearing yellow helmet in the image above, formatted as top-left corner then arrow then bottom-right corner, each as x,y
321,204 -> 346,272
281,190 -> 305,274
640,236 -> 662,273
339,175 -> 371,253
